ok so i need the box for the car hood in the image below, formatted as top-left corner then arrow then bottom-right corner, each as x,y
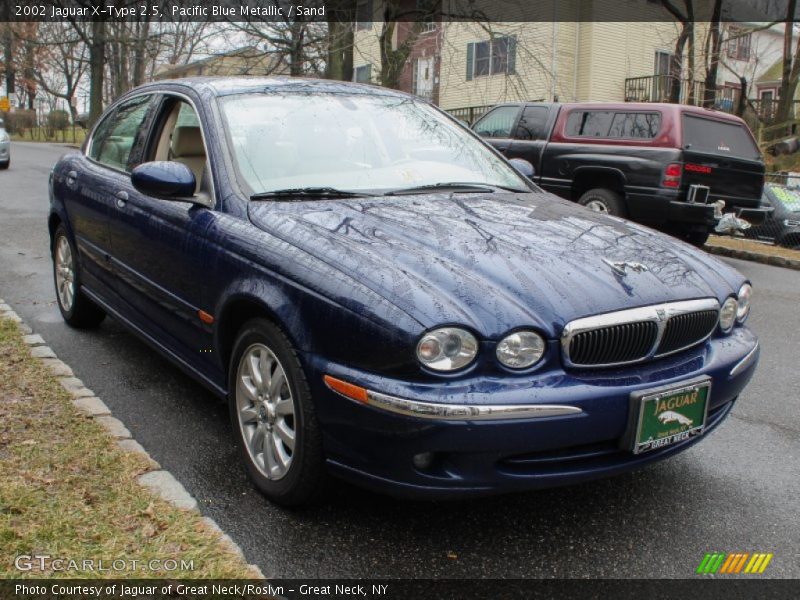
247,191 -> 743,338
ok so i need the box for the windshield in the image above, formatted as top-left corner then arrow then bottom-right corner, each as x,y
220,92 -> 530,195
768,184 -> 800,212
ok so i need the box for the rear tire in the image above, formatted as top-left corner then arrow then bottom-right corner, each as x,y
0,161 -> 8,170
228,318 -> 326,507
578,188 -> 627,217
52,225 -> 106,328
677,229 -> 711,248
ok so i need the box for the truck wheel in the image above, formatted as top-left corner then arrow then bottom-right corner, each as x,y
578,188 -> 627,217
677,229 -> 710,248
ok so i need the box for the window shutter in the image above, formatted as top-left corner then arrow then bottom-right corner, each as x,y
466,42 -> 474,81
507,35 -> 517,75
366,64 -> 372,82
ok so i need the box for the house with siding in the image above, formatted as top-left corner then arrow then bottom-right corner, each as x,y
352,3 -> 789,123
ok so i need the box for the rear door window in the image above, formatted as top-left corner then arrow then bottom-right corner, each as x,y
474,105 -> 520,138
682,114 -> 760,159
514,106 -> 549,140
565,110 -> 614,137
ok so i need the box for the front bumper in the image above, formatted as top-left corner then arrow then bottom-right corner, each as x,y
303,327 -> 758,499
0,141 -> 9,163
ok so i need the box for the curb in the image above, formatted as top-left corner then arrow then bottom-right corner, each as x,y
705,243 -> 800,271
0,300 -> 264,579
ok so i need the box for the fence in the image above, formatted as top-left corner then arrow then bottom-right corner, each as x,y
11,126 -> 86,146
446,104 -> 494,125
739,173 -> 800,250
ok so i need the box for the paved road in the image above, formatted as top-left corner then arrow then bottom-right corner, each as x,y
1,141 -> 798,578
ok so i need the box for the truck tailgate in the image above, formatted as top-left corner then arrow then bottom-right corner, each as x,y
681,113 -> 765,207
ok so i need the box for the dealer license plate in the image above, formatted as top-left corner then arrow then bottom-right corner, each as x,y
631,378 -> 711,454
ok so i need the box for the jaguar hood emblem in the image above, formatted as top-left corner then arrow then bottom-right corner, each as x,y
602,258 -> 650,276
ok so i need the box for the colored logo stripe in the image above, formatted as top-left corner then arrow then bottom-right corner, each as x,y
697,552 -> 773,574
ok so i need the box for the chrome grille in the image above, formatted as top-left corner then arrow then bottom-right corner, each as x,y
656,310 -> 719,356
562,299 -> 720,368
568,321 -> 658,365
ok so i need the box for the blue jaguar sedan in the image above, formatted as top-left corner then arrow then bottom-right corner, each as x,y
48,78 -> 759,505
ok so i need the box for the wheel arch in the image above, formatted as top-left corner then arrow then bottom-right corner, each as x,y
214,291 -> 312,383
571,167 -> 627,201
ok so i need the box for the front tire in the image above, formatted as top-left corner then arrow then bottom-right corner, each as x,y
228,318 -> 325,507
52,225 -> 105,328
0,160 -> 9,170
578,188 -> 627,217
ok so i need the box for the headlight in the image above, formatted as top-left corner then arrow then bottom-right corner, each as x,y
736,283 -> 752,322
0,131 -> 8,142
416,327 -> 478,371
783,219 -> 800,227
496,330 -> 546,369
719,297 -> 738,333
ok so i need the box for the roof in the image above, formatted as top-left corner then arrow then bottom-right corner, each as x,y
134,76 -> 412,99
757,57 -> 783,83
153,46 -> 278,79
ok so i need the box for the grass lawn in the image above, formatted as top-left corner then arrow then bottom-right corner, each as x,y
0,318 -> 257,579
707,235 -> 800,261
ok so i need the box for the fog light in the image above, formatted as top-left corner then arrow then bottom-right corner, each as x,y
412,452 -> 434,470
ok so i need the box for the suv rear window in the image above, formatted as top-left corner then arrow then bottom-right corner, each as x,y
565,110 -> 661,139
682,114 -> 760,159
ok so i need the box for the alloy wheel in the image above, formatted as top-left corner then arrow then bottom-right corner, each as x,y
55,236 -> 75,311
235,343 -> 296,480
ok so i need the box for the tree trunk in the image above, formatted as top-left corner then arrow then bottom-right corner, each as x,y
2,20 -> 14,102
669,27 -> 689,104
132,19 -> 150,86
89,18 -> 106,126
326,20 -> 344,80
776,0 -> 798,124
702,0 -> 722,108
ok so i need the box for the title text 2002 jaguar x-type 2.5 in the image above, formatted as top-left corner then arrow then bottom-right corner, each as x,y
49,78 -> 759,505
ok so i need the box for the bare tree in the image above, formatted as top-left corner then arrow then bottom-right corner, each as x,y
661,0 -> 696,104
776,0 -> 800,123
28,22 -> 88,120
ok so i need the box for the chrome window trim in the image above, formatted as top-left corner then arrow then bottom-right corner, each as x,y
84,89 -> 217,207
561,298 -> 721,368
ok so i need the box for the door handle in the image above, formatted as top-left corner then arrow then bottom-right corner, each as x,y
66,170 -> 77,187
115,190 -> 128,208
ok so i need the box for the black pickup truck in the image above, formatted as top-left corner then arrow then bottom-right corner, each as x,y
472,101 -> 768,245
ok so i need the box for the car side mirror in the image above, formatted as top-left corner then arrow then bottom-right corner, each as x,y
509,158 -> 535,178
131,161 -> 196,200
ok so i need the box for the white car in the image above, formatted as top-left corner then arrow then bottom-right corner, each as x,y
0,119 -> 9,169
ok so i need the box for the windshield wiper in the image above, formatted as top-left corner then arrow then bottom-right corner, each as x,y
384,182 -> 529,196
250,187 -> 372,200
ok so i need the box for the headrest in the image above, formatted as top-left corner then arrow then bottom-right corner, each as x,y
172,126 -> 204,158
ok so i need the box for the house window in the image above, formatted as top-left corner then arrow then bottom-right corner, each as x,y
354,64 -> 372,84
356,0 -> 373,31
726,27 -> 752,61
466,36 -> 516,80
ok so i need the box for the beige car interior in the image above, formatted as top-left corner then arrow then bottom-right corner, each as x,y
153,100 -> 212,203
